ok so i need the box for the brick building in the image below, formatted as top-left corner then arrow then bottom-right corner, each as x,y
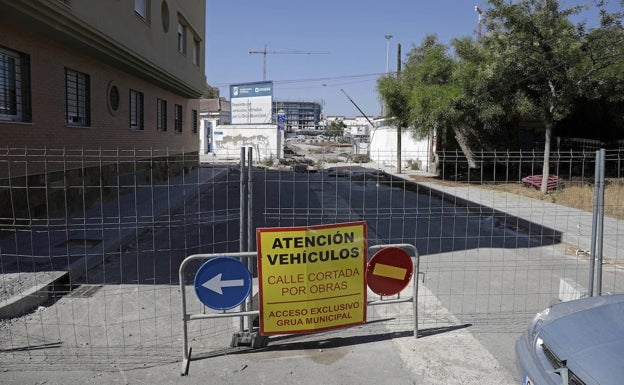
0,0 -> 205,163
0,0 -> 206,220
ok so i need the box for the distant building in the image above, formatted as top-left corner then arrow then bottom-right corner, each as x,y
199,98 -> 230,154
328,116 -> 373,141
273,101 -> 322,132
199,96 -> 279,162
0,0 -> 205,167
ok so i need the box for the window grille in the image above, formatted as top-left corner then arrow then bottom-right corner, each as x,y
192,109 -> 198,133
192,39 -> 200,65
174,104 -> 182,133
0,47 -> 31,122
64,68 -> 90,126
130,89 -> 144,130
157,98 -> 167,132
177,22 -> 186,54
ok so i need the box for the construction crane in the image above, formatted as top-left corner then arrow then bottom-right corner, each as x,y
249,45 -> 329,81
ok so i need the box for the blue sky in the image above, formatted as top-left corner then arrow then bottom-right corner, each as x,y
205,0 -> 620,118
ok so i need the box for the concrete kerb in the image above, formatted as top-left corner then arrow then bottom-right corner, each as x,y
408,181 -> 563,243
0,271 -> 66,318
380,165 -> 623,296
377,165 -> 608,249
0,165 -> 231,319
2,162 -> 614,318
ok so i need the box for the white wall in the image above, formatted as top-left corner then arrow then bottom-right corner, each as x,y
369,125 -> 432,171
209,124 -> 282,163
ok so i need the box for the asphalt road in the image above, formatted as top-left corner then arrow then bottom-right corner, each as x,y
79,165 -> 563,377
4,163 -> 610,383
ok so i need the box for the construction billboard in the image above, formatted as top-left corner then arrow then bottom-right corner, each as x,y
230,81 -> 273,125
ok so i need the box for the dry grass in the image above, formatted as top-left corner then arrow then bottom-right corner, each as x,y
410,175 -> 624,220
484,180 -> 624,219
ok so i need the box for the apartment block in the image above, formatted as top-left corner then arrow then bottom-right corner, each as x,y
0,0 -> 205,159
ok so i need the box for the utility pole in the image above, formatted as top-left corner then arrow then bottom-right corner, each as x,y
249,45 -> 329,81
382,34 -> 393,116
396,43 -> 402,174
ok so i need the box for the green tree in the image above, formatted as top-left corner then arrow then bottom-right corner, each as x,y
409,36 -> 482,168
376,0 -> 624,183
202,83 -> 220,99
482,0 -> 623,192
326,119 -> 346,140
377,69 -> 412,173
382,35 -> 483,169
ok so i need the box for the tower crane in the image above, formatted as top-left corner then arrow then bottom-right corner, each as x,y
248,45 -> 329,81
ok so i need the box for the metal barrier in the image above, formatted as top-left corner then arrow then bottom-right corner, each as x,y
367,243 -> 420,338
178,243 -> 420,376
179,251 -> 258,376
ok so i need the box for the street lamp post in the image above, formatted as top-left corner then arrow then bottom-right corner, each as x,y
384,34 -> 393,74
382,34 -> 393,116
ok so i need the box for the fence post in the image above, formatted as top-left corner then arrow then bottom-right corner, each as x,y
240,147 -> 248,252
239,147 -> 248,332
596,149 -> 606,296
588,149 -> 606,296
246,147 -> 255,331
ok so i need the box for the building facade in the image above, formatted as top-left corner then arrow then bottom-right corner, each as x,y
273,101 -> 321,132
0,0 -> 206,221
199,97 -> 230,155
0,0 -> 205,160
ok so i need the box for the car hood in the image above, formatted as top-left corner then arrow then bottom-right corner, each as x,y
539,295 -> 624,385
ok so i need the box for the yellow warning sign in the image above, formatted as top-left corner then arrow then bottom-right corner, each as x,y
256,221 -> 367,335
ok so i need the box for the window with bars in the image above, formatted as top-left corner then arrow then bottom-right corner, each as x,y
174,104 -> 182,133
0,46 -> 31,122
192,38 -> 200,66
130,89 -> 144,130
192,109 -> 198,133
64,67 -> 90,126
157,98 -> 167,132
177,22 -> 186,54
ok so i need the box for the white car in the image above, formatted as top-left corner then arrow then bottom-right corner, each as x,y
515,293 -> 624,385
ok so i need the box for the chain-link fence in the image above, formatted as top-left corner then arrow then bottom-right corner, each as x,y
1,146 -> 622,371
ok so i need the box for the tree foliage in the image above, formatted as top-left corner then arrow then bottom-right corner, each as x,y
326,119 -> 346,139
376,0 -> 624,192
202,83 -> 220,99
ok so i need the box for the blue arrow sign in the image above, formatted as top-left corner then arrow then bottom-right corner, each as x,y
194,257 -> 252,310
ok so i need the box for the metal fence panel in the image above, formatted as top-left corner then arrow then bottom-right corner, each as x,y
0,147 -> 622,372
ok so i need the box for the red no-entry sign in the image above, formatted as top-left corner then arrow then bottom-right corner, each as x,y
366,247 -> 414,296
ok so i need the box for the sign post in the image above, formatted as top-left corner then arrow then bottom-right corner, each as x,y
366,246 -> 414,296
194,256 -> 252,310
256,222 -> 367,335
